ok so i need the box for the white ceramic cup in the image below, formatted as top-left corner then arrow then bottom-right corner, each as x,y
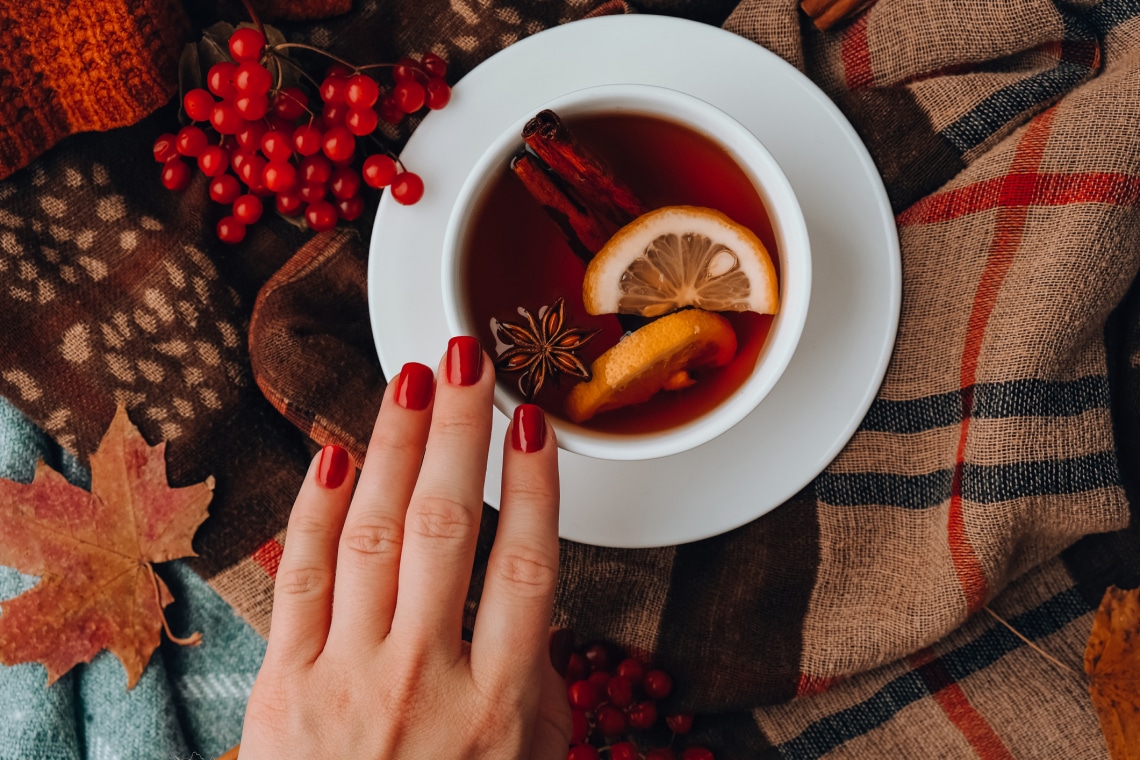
442,83 -> 810,461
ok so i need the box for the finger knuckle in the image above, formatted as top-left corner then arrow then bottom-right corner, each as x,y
431,409 -> 485,441
409,495 -> 476,541
501,478 -> 556,507
341,515 -> 404,561
369,428 -> 425,461
275,566 -> 332,600
493,544 -> 557,593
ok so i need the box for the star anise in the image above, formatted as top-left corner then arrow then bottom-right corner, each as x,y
492,297 -> 600,400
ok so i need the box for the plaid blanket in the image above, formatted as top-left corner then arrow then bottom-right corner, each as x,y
1,0 -> 1139,757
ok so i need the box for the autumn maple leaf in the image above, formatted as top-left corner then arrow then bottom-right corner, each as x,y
1085,585 -> 1140,760
0,404 -> 213,688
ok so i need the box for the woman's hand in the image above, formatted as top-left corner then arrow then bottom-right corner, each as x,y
239,338 -> 571,759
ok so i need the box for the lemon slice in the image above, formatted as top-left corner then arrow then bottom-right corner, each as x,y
583,206 -> 779,318
565,309 -> 737,423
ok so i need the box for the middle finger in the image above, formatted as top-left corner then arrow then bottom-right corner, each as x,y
326,361 -> 435,648
390,337 -> 494,655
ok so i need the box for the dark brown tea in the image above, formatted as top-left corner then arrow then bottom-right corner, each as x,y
463,112 -> 779,434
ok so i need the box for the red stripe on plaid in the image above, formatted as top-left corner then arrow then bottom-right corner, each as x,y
251,537 -> 284,579
949,107 -> 1057,613
795,672 -> 844,697
910,649 -> 1016,760
897,171 -> 1140,226
842,15 -> 873,90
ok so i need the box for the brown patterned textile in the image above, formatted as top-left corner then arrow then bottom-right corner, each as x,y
1,0 -> 1139,756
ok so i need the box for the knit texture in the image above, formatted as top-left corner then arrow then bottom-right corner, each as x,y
0,0 -> 1139,757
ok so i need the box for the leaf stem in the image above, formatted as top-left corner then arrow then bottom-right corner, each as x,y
240,0 -> 267,43
982,605 -> 1079,676
147,563 -> 203,647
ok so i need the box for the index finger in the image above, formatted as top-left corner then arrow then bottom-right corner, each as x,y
470,404 -> 560,686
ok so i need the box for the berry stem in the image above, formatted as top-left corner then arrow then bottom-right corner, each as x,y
365,134 -> 406,171
271,52 -> 322,90
268,42 -> 358,72
239,0 -> 268,47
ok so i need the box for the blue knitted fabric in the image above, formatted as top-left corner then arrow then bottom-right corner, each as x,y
0,396 -> 266,760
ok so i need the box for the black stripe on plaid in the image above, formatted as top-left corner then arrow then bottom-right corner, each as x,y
860,376 -> 1109,434
817,451 -> 1120,509
1086,0 -> 1140,38
939,14 -> 1099,154
773,587 -> 1090,759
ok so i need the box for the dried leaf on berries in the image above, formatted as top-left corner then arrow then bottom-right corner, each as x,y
179,21 -> 296,110
0,405 -> 213,689
1085,585 -> 1140,760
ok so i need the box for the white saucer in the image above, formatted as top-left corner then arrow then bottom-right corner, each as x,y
368,15 -> 901,548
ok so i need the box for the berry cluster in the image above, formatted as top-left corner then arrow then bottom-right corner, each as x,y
565,643 -> 714,760
153,24 -> 448,243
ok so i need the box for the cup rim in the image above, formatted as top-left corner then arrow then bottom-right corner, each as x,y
442,82 -> 811,461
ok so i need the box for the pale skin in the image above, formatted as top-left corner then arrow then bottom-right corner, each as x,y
239,347 -> 571,758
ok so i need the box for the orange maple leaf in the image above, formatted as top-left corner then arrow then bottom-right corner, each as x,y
1085,585 -> 1140,760
0,404 -> 213,688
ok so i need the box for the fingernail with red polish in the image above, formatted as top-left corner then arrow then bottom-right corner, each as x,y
512,404 -> 546,453
446,336 -> 483,386
317,445 -> 349,489
394,362 -> 434,410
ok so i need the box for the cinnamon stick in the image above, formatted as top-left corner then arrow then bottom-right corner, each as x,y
803,0 -> 874,30
511,152 -> 613,263
522,110 -> 648,226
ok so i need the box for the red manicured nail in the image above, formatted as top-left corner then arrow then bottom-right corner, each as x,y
394,362 -> 434,410
446,336 -> 483,386
317,445 -> 349,489
512,404 -> 546,453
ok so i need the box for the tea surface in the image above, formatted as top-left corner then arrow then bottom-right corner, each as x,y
464,112 -> 779,434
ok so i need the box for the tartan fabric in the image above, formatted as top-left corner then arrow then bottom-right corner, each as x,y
1,1 -> 1139,758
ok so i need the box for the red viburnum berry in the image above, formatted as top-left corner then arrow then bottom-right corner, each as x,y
209,174 -> 241,204
336,195 -> 363,221
276,189 -> 304,217
666,713 -> 694,735
421,52 -> 447,77
153,133 -> 179,163
216,215 -> 246,243
627,700 -> 658,730
228,27 -> 265,62
425,78 -> 451,110
681,748 -> 715,760
596,705 -> 628,736
175,126 -> 208,158
263,160 -> 297,193
345,74 -> 380,108
346,106 -> 379,136
160,159 -> 191,191
567,680 -> 598,712
305,200 -> 338,232
273,87 -> 308,120
644,670 -> 673,700
197,145 -> 229,177
617,658 -> 646,686
362,154 -> 397,189
292,124 -> 323,157
394,80 -> 425,113
183,88 -> 214,122
329,167 -> 360,200
569,709 -> 588,745
610,742 -> 639,760
232,194 -> 264,225
390,172 -> 423,205
207,61 -> 237,98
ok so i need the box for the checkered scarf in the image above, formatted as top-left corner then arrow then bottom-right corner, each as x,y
1,0 -> 1138,756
